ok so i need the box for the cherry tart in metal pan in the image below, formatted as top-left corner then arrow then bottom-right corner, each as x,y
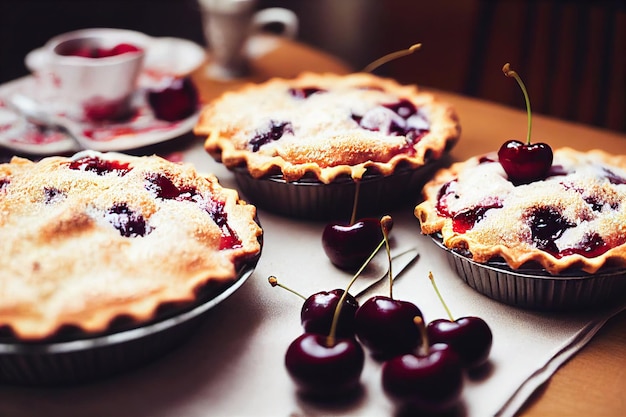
0,151 -> 262,342
415,147 -> 626,275
194,72 -> 460,219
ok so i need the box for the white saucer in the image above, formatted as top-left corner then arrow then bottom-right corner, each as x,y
0,36 -> 206,155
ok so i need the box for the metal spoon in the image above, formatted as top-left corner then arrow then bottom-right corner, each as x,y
8,94 -> 88,150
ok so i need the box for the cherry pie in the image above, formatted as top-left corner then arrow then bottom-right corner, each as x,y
415,147 -> 626,274
0,151 -> 262,341
195,72 -> 460,184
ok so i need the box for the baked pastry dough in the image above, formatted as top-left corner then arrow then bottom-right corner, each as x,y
415,147 -> 626,274
196,72 -> 460,184
0,151 -> 262,340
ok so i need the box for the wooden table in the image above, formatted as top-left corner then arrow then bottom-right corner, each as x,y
192,36 -> 626,417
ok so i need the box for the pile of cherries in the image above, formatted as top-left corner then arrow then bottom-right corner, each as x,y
271,214 -> 493,414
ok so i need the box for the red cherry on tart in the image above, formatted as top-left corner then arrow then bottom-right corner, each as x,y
147,76 -> 199,122
426,272 -> 493,370
381,317 -> 464,414
498,140 -> 553,185
497,63 -> 553,185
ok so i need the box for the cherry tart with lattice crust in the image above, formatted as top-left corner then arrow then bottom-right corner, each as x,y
195,72 -> 460,184
415,147 -> 626,275
0,151 -> 262,341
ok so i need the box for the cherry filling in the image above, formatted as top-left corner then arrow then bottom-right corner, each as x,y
452,203 -> 503,233
604,168 -> 626,185
68,156 -> 132,176
545,165 -> 569,178
107,203 -> 151,237
44,187 -> 65,204
525,207 -> 575,254
0,178 -> 8,191
352,99 -> 430,146
288,87 -> 326,99
145,173 -> 198,201
144,173 -> 242,249
561,183 -> 620,212
560,232 -> 610,258
204,198 -> 242,250
435,180 -> 459,218
249,121 -> 293,152
478,155 -> 498,164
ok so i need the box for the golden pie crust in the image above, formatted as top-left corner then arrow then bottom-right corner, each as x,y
415,147 -> 626,274
195,72 -> 461,184
0,151 -> 262,341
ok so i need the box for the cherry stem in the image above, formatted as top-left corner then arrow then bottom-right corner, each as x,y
362,43 -> 422,73
349,182 -> 361,225
414,316 -> 429,355
267,276 -> 307,300
380,215 -> 394,299
502,63 -> 532,145
326,220 -> 388,347
428,271 -> 455,322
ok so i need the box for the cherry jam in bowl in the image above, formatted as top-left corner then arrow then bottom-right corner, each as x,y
431,234 -> 626,311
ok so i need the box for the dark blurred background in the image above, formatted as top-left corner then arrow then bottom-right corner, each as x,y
1,0 -> 624,132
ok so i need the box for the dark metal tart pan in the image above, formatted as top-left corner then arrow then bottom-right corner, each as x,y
0,236 -> 262,387
431,235 -> 626,311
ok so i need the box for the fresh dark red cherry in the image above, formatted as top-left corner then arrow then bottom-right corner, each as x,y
427,271 -> 493,370
285,333 -> 365,399
498,140 -> 553,185
322,217 -> 384,270
147,76 -> 199,122
301,289 -> 359,338
498,63 -> 553,185
427,317 -> 492,370
268,278 -> 359,338
382,342 -> 464,414
354,295 -> 422,359
283,265 -> 367,398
